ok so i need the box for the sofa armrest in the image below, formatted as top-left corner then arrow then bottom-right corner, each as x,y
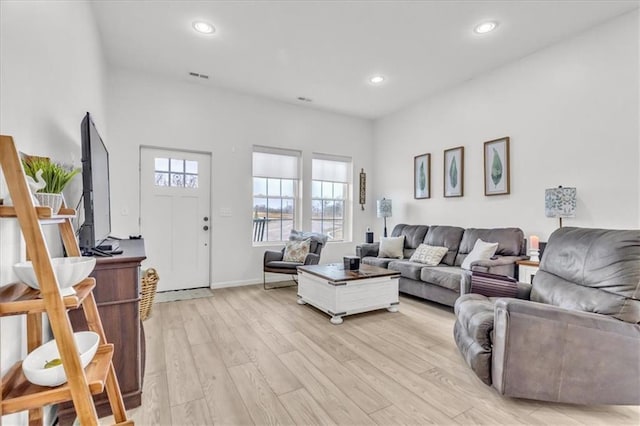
264,249 -> 284,265
304,253 -> 320,265
459,270 -> 531,299
492,298 -> 640,404
460,270 -> 473,295
356,242 -> 380,258
470,255 -> 525,277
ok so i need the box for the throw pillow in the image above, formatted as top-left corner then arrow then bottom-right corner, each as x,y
378,236 -> 405,259
409,244 -> 449,266
461,239 -> 499,270
283,239 -> 311,263
289,230 -> 327,254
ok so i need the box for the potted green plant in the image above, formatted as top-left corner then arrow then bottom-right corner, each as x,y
22,157 -> 80,214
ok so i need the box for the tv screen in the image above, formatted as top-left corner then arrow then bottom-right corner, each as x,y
79,112 -> 111,251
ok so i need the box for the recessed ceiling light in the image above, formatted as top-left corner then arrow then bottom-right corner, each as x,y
369,75 -> 385,85
474,21 -> 498,34
192,21 -> 215,35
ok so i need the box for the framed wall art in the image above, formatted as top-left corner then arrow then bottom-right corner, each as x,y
414,153 -> 431,199
444,146 -> 464,197
484,137 -> 510,196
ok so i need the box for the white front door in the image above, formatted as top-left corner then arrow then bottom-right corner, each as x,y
140,147 -> 211,291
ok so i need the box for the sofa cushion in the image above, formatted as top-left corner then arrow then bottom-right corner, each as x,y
420,266 -> 465,292
362,256 -> 394,268
388,260 -> 424,281
390,224 -> 428,257
409,244 -> 449,266
390,224 -> 407,238
423,225 -> 465,266
395,224 -> 429,249
456,228 -> 524,266
379,236 -> 405,259
265,260 -> 302,270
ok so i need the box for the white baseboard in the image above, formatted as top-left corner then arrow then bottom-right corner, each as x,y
211,275 -> 292,289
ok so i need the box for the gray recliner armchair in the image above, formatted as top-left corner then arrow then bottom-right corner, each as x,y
263,230 -> 328,290
454,227 -> 640,404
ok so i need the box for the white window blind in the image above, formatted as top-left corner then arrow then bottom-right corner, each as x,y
312,155 -> 351,183
253,147 -> 300,179
252,146 -> 300,243
311,154 -> 352,242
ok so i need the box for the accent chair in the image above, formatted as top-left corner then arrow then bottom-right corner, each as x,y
453,227 -> 640,405
263,230 -> 328,290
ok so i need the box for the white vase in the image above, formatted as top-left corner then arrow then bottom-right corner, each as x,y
35,193 -> 63,214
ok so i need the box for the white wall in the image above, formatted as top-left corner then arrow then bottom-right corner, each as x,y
373,11 -> 639,242
0,1 -> 107,424
107,69 -> 375,287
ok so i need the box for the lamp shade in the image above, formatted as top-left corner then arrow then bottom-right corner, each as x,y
377,198 -> 392,218
545,187 -> 576,218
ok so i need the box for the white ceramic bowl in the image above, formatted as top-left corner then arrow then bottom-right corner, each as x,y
13,257 -> 96,296
22,331 -> 100,387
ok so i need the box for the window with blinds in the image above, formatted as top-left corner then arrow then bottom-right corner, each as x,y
252,147 -> 301,242
311,155 -> 352,241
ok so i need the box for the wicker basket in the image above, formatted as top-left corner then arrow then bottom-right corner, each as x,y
140,268 -> 159,321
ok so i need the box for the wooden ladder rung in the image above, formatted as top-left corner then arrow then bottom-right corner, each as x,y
0,205 -> 76,218
0,344 -> 114,415
0,205 -> 52,218
0,278 -> 96,316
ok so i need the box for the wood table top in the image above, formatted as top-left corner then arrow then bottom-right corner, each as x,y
297,263 -> 400,284
94,238 -> 147,265
516,259 -> 540,267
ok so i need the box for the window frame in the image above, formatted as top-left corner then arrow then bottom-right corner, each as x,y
252,147 -> 301,244
311,154 -> 353,243
154,157 -> 199,189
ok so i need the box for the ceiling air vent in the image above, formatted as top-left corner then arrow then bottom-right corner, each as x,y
189,72 -> 210,80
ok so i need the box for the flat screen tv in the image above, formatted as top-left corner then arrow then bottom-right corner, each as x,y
78,112 -> 112,253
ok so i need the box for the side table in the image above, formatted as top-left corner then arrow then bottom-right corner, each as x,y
516,260 -> 539,284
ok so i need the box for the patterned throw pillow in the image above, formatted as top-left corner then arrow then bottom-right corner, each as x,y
409,244 -> 449,266
283,239 -> 311,262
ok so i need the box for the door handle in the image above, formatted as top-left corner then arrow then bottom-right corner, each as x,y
203,225 -> 209,231
204,216 -> 209,222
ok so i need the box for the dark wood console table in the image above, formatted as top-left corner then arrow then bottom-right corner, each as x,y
57,239 -> 147,425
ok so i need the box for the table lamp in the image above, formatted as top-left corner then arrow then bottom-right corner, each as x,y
545,186 -> 576,228
377,198 -> 392,237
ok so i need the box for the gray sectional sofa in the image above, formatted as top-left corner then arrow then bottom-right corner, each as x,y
356,224 -> 527,307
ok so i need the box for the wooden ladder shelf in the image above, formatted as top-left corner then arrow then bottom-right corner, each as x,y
0,135 -> 131,425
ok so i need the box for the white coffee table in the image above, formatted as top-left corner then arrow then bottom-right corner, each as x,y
296,263 -> 400,325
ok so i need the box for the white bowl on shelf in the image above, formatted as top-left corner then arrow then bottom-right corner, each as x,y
22,331 -> 100,387
13,257 -> 96,296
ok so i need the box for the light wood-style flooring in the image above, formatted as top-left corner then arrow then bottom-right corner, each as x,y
101,284 -> 639,425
